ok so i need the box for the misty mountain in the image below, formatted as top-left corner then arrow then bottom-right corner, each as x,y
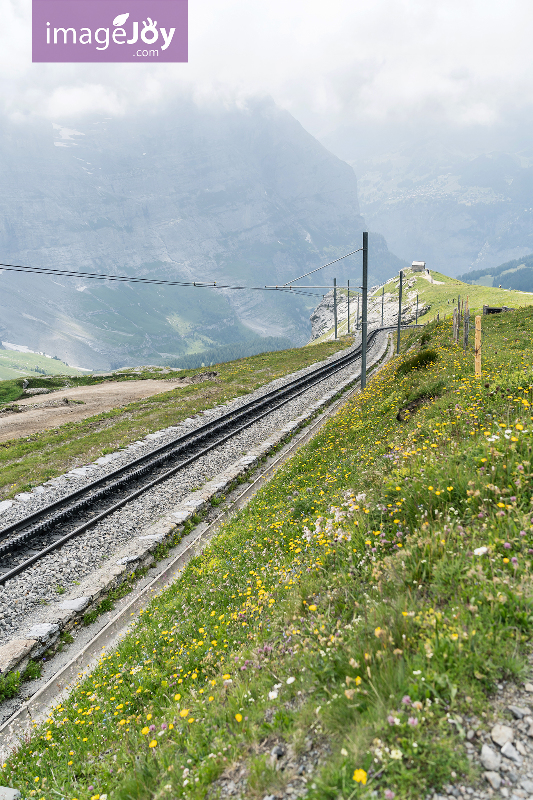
321,128 -> 533,278
0,98 -> 403,370
458,253 -> 533,291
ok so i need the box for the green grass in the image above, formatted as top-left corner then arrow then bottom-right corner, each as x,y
315,267 -> 533,342
381,269 -> 533,322
0,350 -> 81,381
7,310 -> 533,798
0,338 -> 353,498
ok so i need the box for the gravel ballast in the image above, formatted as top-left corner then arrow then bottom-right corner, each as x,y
0,334 -> 387,648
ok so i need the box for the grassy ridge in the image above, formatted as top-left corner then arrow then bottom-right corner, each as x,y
380,269 -> 533,321
4,310 -> 533,799
313,268 -> 533,343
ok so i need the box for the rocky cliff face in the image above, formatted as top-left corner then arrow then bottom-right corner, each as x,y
322,130 -> 533,278
0,98 -> 404,370
310,274 -> 429,340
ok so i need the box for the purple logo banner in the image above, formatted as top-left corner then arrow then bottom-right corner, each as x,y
32,0 -> 188,62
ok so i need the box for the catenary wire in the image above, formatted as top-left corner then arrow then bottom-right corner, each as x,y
0,255 -> 360,298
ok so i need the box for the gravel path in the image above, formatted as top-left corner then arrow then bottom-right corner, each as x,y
0,335 -> 384,644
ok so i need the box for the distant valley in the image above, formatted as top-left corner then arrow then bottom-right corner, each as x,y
322,127 -> 533,278
0,98 -> 404,371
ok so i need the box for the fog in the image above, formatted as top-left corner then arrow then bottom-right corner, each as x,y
2,0 -> 533,144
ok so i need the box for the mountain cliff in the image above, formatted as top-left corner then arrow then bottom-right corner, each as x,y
0,98 -> 403,370
322,128 -> 533,278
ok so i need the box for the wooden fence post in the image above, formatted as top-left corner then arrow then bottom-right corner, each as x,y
475,315 -> 481,376
463,297 -> 469,352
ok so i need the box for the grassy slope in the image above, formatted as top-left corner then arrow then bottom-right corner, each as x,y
0,350 -> 81,381
382,269 -> 533,320
0,338 -> 353,498
5,310 -> 533,799
315,269 -> 533,343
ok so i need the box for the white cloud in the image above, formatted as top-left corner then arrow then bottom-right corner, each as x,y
1,0 -> 533,136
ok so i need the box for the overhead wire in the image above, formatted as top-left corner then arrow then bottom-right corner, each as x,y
0,261 -> 342,298
281,248 -> 363,286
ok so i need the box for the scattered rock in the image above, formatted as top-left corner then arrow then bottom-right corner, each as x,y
481,743 -> 502,771
525,683 -> 533,693
0,639 -> 36,674
23,388 -> 52,396
24,622 -> 59,642
484,771 -> 502,790
515,740 -> 528,755
501,740 -> 523,765
508,705 -> 531,719
491,723 -> 514,746
58,597 -> 90,612
0,788 -> 21,800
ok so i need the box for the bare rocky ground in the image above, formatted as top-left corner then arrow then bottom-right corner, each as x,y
0,378 -> 198,442
208,735 -> 331,800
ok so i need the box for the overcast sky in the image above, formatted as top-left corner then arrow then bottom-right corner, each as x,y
2,0 -> 533,143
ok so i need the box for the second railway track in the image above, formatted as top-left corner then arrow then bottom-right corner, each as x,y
0,331 -> 384,588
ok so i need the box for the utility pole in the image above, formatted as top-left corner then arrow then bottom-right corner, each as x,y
333,277 -> 337,339
396,270 -> 403,354
361,232 -> 368,389
347,279 -> 350,334
356,294 -> 360,331
381,287 -> 384,327
415,293 -> 419,324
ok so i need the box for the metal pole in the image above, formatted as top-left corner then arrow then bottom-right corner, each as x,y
333,277 -> 337,339
347,279 -> 350,334
416,294 -> 418,324
361,232 -> 368,389
396,270 -> 403,354
357,294 -> 360,331
381,287 -> 384,327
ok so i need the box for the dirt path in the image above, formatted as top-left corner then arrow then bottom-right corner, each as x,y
0,380 -> 185,442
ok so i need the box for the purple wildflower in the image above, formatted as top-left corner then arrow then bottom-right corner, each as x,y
149,724 -> 156,731
385,791 -> 396,800
520,531 -> 526,536
401,695 -> 412,705
387,715 -> 395,725
504,542 -> 512,549
408,716 -> 418,726
512,557 -> 518,565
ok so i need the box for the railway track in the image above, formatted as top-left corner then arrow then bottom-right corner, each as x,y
0,330 -> 384,585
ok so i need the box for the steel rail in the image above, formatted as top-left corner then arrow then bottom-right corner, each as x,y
0,331 -> 382,582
